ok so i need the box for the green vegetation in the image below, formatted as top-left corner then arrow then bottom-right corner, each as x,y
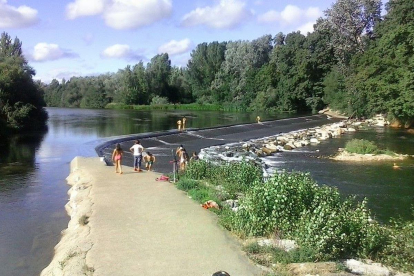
40,0 -> 413,127
178,160 -> 414,273
106,102 -> 245,112
0,32 -> 48,135
345,139 -> 380,154
345,139 -> 398,156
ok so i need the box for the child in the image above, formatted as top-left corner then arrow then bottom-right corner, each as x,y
111,143 -> 123,174
190,151 -> 199,161
178,148 -> 189,171
144,152 -> 156,171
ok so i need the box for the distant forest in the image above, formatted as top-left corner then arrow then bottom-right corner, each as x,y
39,0 -> 413,127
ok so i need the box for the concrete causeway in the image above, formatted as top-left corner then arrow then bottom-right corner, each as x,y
43,115 -> 339,276
41,157 -> 261,276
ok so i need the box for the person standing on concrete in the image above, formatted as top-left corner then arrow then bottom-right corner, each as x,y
111,143 -> 124,174
130,140 -> 144,172
144,152 -> 156,171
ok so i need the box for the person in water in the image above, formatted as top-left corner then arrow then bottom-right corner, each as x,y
144,152 -> 156,171
111,143 -> 123,174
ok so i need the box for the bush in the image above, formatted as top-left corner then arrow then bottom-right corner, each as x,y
185,160 -> 262,197
150,96 -> 169,105
232,172 -> 319,237
187,187 -> 219,204
185,160 -> 212,180
176,178 -> 199,191
293,197 -> 375,260
379,219 -> 414,273
345,139 -> 379,154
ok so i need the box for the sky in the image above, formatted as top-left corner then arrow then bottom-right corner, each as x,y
1,0 -> 385,83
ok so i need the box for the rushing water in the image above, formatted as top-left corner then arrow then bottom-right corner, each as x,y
0,108 -> 413,276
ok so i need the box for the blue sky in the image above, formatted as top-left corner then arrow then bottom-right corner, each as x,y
1,0 -> 385,83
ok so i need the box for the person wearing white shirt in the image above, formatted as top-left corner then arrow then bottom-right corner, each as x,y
130,140 -> 144,172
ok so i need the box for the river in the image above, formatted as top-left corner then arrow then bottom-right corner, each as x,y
0,107 -> 413,276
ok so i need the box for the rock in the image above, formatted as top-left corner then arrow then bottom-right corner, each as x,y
345,259 -> 391,276
310,138 -> 320,144
262,147 -> 273,155
283,144 -> 293,150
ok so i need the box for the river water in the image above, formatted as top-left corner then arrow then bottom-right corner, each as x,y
0,108 -> 413,276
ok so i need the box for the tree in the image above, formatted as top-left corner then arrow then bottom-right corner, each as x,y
212,35 -> 273,107
316,0 -> 382,66
146,53 -> 171,100
346,0 -> 414,124
0,32 -> 47,132
186,41 -> 227,101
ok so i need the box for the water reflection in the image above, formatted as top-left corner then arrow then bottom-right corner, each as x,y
0,131 -> 46,191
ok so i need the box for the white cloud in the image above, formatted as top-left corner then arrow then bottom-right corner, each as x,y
158,39 -> 191,56
0,0 -> 39,28
258,5 -> 322,33
104,0 -> 172,30
298,22 -> 316,34
101,44 -> 143,60
33,67 -> 84,84
181,0 -> 252,29
31,43 -> 78,62
66,0 -> 105,19
66,0 -> 172,30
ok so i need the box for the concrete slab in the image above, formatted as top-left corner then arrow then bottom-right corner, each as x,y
77,157 -> 262,276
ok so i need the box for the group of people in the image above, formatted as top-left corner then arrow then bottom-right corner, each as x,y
111,140 -> 199,174
175,145 -> 199,171
177,116 -> 187,131
111,140 -> 155,174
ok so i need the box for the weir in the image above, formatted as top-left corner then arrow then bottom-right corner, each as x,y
96,114 -> 340,174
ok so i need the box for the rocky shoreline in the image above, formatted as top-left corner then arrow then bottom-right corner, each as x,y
199,114 -> 409,168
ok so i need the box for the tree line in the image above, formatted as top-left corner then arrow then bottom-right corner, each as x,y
39,0 -> 413,127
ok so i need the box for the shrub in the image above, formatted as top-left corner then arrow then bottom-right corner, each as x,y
150,96 -> 169,105
185,160 -> 262,197
232,172 -> 319,237
293,197 -> 374,260
345,139 -> 379,154
379,219 -> 414,273
187,187 -> 219,204
185,160 -> 212,180
176,178 -> 199,191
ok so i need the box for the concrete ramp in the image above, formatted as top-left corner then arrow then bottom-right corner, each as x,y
80,157 -> 261,276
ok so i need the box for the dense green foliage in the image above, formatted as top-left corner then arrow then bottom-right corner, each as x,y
0,32 -> 47,134
40,0 -> 413,125
345,139 -> 380,154
179,161 -> 414,272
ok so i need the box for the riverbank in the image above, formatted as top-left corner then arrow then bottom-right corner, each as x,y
41,157 -> 261,276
